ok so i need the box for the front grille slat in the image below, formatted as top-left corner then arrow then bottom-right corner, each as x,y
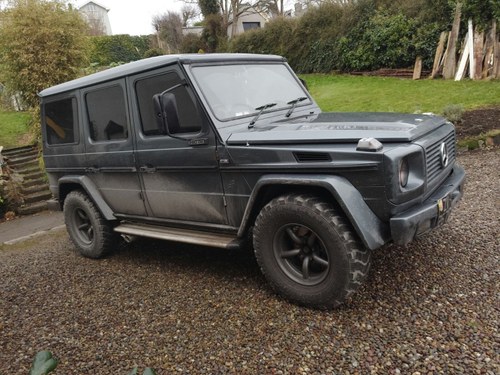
425,130 -> 456,185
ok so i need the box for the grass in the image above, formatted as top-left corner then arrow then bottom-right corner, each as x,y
0,76 -> 498,149
0,111 -> 30,149
457,129 -> 500,150
302,75 -> 500,114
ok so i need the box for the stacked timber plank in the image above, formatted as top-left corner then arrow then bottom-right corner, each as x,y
429,3 -> 499,81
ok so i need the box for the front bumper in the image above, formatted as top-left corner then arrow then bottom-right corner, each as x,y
390,164 -> 465,246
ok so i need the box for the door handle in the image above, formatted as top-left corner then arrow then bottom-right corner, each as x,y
86,166 -> 99,173
139,165 -> 156,173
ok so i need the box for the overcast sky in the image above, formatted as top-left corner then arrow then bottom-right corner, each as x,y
73,0 -> 186,36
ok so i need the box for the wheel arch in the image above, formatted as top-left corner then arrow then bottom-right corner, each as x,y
237,174 -> 390,250
58,175 -> 115,221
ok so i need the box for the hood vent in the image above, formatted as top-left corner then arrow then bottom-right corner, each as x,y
294,152 -> 331,163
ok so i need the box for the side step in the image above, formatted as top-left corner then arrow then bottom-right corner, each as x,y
114,222 -> 242,249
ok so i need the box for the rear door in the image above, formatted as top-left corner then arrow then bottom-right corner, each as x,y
81,79 -> 147,216
129,65 -> 228,226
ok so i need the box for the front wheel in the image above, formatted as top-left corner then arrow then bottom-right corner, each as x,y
253,194 -> 371,309
63,190 -> 117,258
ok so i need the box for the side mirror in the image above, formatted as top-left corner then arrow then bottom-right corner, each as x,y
153,92 -> 180,135
299,78 -> 309,91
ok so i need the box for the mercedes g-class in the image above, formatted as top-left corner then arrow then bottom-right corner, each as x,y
40,54 -> 465,308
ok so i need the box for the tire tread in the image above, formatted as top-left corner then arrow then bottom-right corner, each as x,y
254,193 -> 371,309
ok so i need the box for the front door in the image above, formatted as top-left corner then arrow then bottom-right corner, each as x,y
129,66 -> 228,226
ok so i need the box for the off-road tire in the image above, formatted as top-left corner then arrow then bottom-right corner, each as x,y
63,190 -> 116,259
253,194 -> 371,309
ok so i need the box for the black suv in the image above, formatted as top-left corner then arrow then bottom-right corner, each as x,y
40,54 -> 465,308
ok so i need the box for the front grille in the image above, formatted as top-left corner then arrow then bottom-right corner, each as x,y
425,130 -> 456,184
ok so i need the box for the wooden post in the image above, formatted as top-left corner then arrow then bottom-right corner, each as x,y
413,56 -> 423,80
443,2 -> 462,79
455,33 -> 470,81
493,21 -> 500,79
473,30 -> 484,80
431,32 -> 448,78
467,20 -> 475,79
482,24 -> 495,79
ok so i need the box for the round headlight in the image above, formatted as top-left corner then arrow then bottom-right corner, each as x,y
399,158 -> 409,188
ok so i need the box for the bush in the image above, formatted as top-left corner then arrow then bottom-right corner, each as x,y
443,104 -> 464,124
228,0 -> 449,73
0,0 -> 88,109
230,17 -> 296,56
180,34 -> 206,53
338,11 -> 418,71
88,35 -> 152,66
143,48 -> 164,58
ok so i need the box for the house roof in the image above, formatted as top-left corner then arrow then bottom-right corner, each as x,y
78,1 -> 110,12
39,53 -> 285,97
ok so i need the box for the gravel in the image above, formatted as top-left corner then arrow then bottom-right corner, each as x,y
1,149 -> 499,374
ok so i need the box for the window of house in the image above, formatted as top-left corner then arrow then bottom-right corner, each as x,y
243,22 -> 260,31
135,72 -> 202,135
44,98 -> 77,145
85,85 -> 128,141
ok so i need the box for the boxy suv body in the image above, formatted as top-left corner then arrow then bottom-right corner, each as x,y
40,54 -> 465,308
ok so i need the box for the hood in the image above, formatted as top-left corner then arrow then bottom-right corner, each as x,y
226,112 -> 447,145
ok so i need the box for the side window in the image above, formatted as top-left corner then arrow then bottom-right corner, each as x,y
44,98 -> 77,145
135,72 -> 202,135
85,85 -> 128,141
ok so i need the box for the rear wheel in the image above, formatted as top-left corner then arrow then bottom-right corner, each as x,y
253,194 -> 371,309
63,190 -> 116,258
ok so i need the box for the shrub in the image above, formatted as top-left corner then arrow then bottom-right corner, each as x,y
143,48 -> 164,58
180,34 -> 206,53
443,104 -> 464,124
88,35 -> 152,66
230,17 -> 296,56
0,0 -> 88,109
338,11 -> 418,71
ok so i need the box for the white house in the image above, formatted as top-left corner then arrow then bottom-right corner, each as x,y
182,26 -> 204,37
227,7 -> 268,38
78,1 -> 112,35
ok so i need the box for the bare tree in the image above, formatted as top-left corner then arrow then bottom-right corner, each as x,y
86,16 -> 106,36
259,0 -> 286,17
183,0 -> 271,38
152,11 -> 184,53
181,4 -> 200,26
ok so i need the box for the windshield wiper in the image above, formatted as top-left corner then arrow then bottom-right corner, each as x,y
285,97 -> 308,118
248,102 -> 277,128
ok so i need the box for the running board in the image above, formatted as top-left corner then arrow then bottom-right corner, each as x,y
114,222 -> 241,249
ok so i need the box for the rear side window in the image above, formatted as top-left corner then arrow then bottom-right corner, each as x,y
44,98 -> 77,145
135,72 -> 202,135
85,85 -> 128,141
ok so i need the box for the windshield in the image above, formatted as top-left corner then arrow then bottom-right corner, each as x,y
190,63 -> 310,122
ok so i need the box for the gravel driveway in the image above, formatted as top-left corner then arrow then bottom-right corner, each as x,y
0,149 -> 498,374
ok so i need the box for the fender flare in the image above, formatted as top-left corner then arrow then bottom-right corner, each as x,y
58,175 -> 115,221
238,174 -> 390,250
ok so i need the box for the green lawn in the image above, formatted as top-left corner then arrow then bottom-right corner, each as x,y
302,75 -> 500,114
0,111 -> 30,149
0,76 -> 498,149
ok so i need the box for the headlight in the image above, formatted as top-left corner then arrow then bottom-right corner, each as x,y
399,158 -> 409,188
384,144 -> 425,205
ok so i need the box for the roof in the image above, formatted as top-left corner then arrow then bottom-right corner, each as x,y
39,54 -> 285,98
78,1 -> 110,12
